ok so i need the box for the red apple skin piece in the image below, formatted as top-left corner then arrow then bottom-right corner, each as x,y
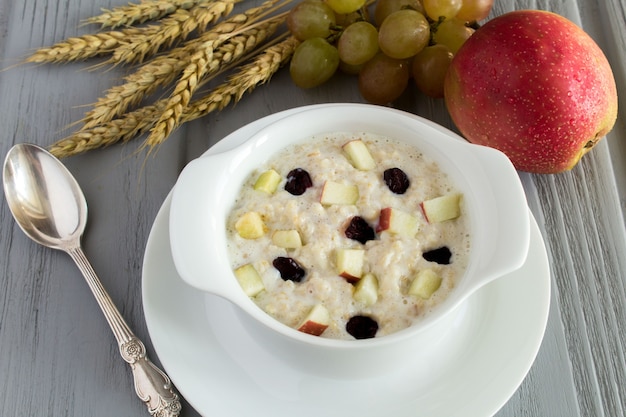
376,207 -> 392,232
419,202 -> 428,222
297,304 -> 330,336
335,249 -> 365,283
444,10 -> 618,174
297,320 -> 329,336
376,207 -> 419,237
339,271 -> 361,284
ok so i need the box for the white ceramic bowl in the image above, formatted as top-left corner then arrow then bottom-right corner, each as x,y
169,103 -> 530,377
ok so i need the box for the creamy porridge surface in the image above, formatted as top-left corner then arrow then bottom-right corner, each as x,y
226,133 -> 470,340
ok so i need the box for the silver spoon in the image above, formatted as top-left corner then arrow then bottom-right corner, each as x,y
3,143 -> 181,417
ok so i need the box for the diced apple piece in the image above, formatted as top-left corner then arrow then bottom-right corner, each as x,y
320,181 -> 359,205
233,264 -> 265,297
353,273 -> 379,305
253,169 -> 282,194
235,211 -> 266,239
297,304 -> 330,336
408,269 -> 442,299
335,248 -> 365,282
420,193 -> 462,223
343,139 -> 376,170
376,207 -> 419,238
272,229 -> 303,249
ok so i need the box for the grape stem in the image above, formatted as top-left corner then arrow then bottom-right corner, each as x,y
427,16 -> 446,45
325,4 -> 370,44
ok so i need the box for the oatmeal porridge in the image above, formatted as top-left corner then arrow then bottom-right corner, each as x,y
226,132 -> 470,340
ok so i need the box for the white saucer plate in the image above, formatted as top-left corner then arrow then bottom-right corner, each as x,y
142,107 -> 551,417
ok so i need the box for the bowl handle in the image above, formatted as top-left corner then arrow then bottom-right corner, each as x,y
462,145 -> 531,294
168,151 -> 248,304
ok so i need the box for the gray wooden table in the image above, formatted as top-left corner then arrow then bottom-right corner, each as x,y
1,0 -> 625,416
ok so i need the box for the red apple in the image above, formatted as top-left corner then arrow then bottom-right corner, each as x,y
444,10 -> 618,174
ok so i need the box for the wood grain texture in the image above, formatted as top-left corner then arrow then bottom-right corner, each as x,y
1,1 -> 625,416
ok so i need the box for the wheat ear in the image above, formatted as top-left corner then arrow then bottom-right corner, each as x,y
83,0 -> 210,29
48,37 -> 298,159
183,36 -> 298,120
145,15 -> 285,148
80,50 -> 189,130
80,0 -> 286,129
24,0 -> 238,65
48,102 -> 168,158
143,39 -> 220,150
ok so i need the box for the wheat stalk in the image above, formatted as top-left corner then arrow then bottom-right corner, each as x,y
80,51 -> 188,130
183,36 -> 297,120
145,15 -> 285,147
144,39 -> 220,149
83,0 -> 209,29
24,31 -> 131,63
48,36 -> 298,159
80,0 -> 287,129
106,0 -> 239,65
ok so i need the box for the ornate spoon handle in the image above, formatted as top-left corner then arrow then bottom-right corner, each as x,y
68,246 -> 181,417
120,337 -> 182,416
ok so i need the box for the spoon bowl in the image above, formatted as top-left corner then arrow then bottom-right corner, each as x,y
3,143 -> 181,417
3,143 -> 86,250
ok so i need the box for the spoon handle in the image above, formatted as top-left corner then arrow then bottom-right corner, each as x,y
67,246 -> 182,417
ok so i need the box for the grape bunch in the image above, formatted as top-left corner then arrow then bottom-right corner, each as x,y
287,0 -> 493,103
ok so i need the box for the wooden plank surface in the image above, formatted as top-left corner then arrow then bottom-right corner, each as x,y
1,0 -> 625,416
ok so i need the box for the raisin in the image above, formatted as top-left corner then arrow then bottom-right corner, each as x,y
422,246 -> 452,265
273,257 -> 306,282
383,168 -> 410,194
346,315 -> 379,339
345,216 -> 376,244
284,168 -> 313,195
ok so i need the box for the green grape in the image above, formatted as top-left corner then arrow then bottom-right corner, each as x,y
422,0 -> 462,20
326,0 -> 366,14
374,0 -> 425,26
287,0 -> 336,41
290,38 -> 340,89
339,60 -> 364,75
338,21 -> 379,66
358,53 -> 410,104
456,0 -> 494,22
433,18 -> 474,54
411,44 -> 453,98
378,9 -> 430,59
